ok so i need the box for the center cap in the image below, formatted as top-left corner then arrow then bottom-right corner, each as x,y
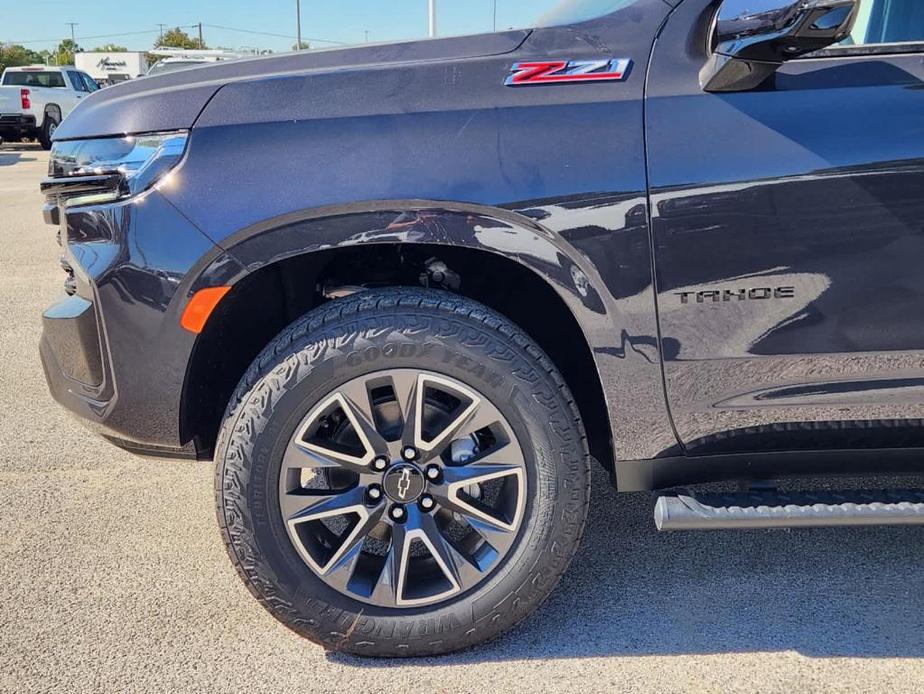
382,464 -> 425,502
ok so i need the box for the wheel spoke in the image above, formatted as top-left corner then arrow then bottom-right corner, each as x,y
412,374 -> 482,457
337,380 -> 390,458
291,391 -> 382,469
441,460 -> 524,489
283,485 -> 366,526
370,522 -> 407,606
434,446 -> 525,533
389,370 -> 420,446
388,506 -> 463,605
320,541 -> 365,592
453,399 -> 506,441
282,486 -> 376,574
459,513 -> 518,556
410,506 -> 463,586
322,506 -> 386,590
283,440 -> 367,475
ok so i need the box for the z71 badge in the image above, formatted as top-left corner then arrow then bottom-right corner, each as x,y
505,59 -> 632,86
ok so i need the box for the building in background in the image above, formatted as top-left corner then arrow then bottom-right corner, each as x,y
74,52 -> 148,86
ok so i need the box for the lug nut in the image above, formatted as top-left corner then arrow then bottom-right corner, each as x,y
425,465 -> 441,481
371,456 -> 389,472
419,495 -> 435,511
401,446 -> 418,461
390,505 -> 406,521
367,485 -> 383,502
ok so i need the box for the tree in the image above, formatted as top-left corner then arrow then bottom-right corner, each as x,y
52,39 -> 82,66
0,43 -> 46,73
292,41 -> 311,51
154,28 -> 204,50
93,43 -> 128,52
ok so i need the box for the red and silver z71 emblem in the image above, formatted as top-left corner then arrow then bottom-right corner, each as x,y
505,59 -> 632,86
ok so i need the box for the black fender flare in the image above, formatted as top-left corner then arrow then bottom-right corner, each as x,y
219,200 -> 608,317
42,103 -> 63,129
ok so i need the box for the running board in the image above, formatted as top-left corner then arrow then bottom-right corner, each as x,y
654,489 -> 924,530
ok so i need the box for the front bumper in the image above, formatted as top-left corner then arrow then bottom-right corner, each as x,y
39,188 -> 241,458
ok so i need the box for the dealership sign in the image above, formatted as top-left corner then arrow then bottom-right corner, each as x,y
97,57 -> 128,71
74,52 -> 148,81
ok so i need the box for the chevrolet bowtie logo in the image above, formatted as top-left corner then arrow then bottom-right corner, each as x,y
397,468 -> 412,500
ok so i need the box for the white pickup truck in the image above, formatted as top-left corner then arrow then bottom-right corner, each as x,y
0,65 -> 99,149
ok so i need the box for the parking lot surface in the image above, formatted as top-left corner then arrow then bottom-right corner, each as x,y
1,143 -> 923,693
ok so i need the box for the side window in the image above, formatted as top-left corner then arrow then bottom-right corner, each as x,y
80,73 -> 100,92
843,0 -> 924,47
67,71 -> 88,92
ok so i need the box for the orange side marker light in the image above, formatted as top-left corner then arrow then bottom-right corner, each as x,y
181,286 -> 232,334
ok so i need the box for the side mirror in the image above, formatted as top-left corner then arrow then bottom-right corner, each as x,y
701,0 -> 860,92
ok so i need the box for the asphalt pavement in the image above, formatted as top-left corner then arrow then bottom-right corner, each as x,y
1,143 -> 922,693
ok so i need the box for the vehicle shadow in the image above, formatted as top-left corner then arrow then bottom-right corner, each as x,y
0,142 -> 40,165
329,468 -> 924,665
0,142 -> 41,151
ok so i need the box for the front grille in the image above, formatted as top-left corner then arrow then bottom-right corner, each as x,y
40,174 -> 123,205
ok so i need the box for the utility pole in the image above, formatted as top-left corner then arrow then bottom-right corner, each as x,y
198,22 -> 204,49
493,0 -> 497,32
296,0 -> 302,51
428,0 -> 437,38
157,24 -> 166,45
364,30 -> 369,43
65,22 -> 78,43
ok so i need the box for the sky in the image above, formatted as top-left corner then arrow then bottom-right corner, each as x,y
1,0 -> 575,54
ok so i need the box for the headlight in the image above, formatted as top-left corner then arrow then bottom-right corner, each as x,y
43,131 -> 188,206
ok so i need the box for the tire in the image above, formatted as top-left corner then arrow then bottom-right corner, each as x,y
214,288 -> 591,657
38,113 -> 58,150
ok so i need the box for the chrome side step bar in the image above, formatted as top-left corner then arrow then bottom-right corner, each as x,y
654,490 -> 924,531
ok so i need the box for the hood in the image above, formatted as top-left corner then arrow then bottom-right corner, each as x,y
54,30 -> 530,141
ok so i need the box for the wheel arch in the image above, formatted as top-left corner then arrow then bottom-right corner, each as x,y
43,103 -> 62,125
180,202 -> 616,469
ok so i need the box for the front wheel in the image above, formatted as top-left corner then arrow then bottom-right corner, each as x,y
215,288 -> 591,656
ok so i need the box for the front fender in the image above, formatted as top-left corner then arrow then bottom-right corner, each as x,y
189,198 -> 680,461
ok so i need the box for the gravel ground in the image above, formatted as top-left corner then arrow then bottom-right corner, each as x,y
1,143 -> 922,693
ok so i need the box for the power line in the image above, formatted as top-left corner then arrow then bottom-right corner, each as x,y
202,23 -> 348,45
8,29 -> 163,45
6,23 -> 347,49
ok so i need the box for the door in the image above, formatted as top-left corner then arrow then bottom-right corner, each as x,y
646,0 -> 924,455
63,70 -> 88,114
